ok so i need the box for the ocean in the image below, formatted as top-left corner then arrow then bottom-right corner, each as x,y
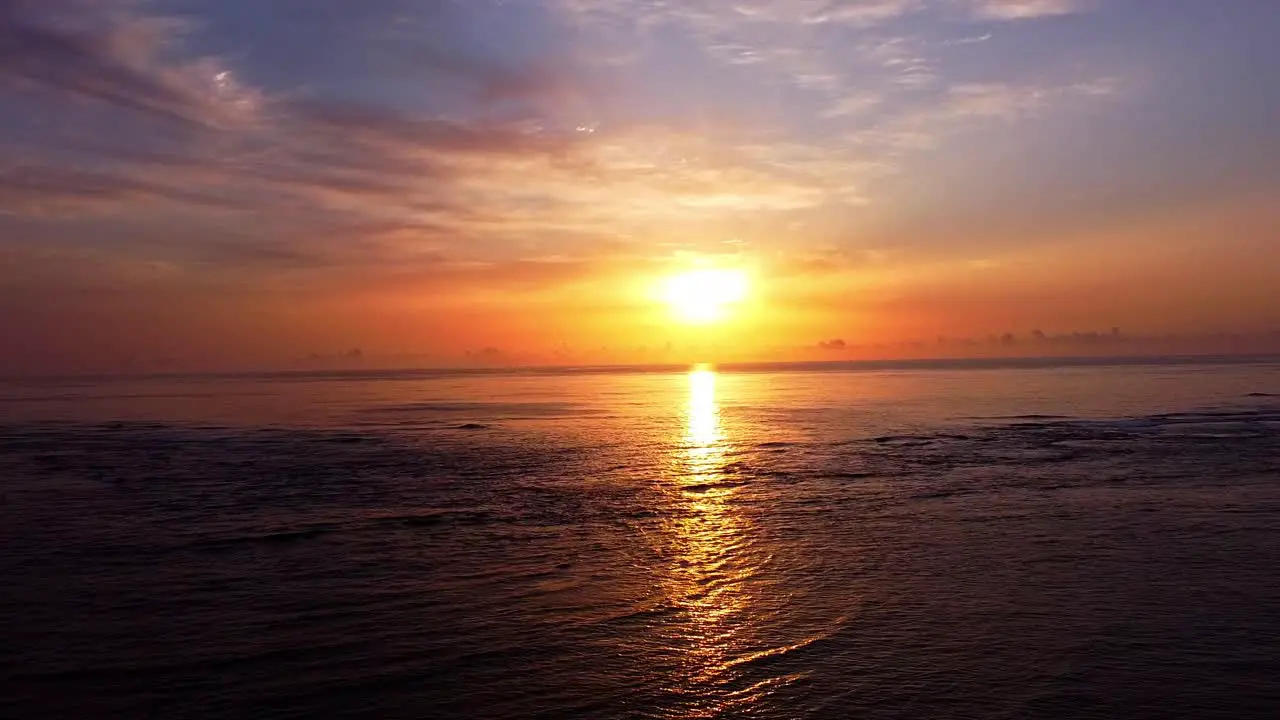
2,357 -> 1279,719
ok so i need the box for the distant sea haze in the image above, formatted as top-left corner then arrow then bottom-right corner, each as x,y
14,352 -> 1279,386
281,334 -> 1280,375
9,329 -> 1280,379
2,358 -> 1279,718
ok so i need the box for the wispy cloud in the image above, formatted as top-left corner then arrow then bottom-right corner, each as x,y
0,164 -> 239,214
0,0 -> 1116,285
966,0 -> 1082,20
0,0 -> 260,127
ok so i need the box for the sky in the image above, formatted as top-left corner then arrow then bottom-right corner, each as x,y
1,0 -> 1278,373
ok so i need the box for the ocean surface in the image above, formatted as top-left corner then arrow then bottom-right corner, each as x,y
2,357 -> 1279,719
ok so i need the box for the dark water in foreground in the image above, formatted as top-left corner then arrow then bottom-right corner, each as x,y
2,359 -> 1279,718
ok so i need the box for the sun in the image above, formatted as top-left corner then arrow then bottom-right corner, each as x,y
662,268 -> 749,324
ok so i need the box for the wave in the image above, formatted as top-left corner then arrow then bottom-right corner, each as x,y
358,401 -> 609,420
3,398 -> 1280,718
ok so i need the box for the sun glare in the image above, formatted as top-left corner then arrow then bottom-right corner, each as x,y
662,268 -> 749,324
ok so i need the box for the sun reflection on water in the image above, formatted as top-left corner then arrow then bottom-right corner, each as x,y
686,367 -> 722,454
653,365 -> 782,716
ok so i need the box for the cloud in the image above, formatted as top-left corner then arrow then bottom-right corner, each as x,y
822,91 -> 884,118
400,37 -> 582,109
0,164 -> 239,214
818,338 -> 848,350
568,0 -> 924,29
0,0 -> 1117,292
736,0 -> 923,26
943,32 -> 993,45
966,0 -> 1082,20
0,0 -> 261,127
292,101 -> 574,158
941,83 -> 1048,120
562,0 -> 932,98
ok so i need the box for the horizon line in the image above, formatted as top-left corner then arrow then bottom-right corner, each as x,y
6,352 -> 1280,384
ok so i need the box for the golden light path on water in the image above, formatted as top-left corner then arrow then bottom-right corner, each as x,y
654,366 -> 804,717
686,368 -> 721,449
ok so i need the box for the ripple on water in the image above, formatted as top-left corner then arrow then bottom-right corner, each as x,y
1,402 -> 1279,718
